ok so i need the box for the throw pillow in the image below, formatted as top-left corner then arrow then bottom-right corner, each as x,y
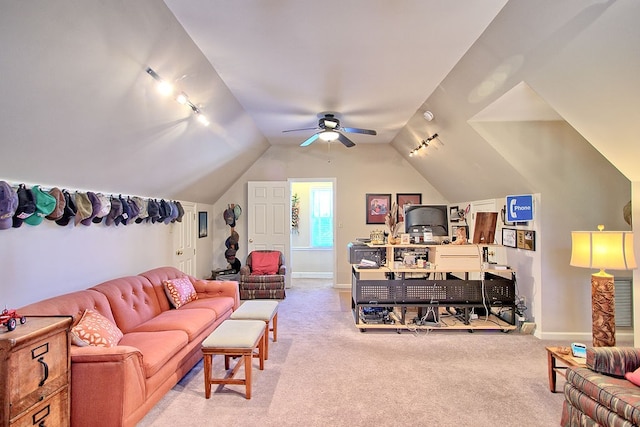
625,367 -> 640,387
250,251 -> 280,275
163,276 -> 198,308
70,309 -> 123,347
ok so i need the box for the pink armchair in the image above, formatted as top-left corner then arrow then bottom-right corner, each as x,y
239,250 -> 286,299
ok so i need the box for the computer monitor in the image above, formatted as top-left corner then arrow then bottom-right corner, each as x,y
404,205 -> 448,240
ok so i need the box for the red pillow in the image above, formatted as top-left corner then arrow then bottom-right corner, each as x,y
251,251 -> 280,275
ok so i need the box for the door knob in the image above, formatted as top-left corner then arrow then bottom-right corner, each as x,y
176,250 -> 183,255
249,239 -> 253,243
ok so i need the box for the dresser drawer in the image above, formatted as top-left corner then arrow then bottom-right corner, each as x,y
8,330 -> 69,419
11,387 -> 68,427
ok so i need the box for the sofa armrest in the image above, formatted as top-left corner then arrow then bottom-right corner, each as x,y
193,279 -> 240,310
69,345 -> 147,426
278,265 -> 286,275
239,266 -> 250,276
587,347 -> 640,377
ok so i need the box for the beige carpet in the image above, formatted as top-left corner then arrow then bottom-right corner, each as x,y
138,286 -> 567,426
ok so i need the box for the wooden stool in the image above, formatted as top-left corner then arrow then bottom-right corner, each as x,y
230,300 -> 278,360
201,319 -> 265,399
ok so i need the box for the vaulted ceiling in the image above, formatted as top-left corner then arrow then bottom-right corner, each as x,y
1,1 -> 638,205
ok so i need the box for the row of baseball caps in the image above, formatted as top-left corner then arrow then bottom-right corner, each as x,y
0,181 -> 185,231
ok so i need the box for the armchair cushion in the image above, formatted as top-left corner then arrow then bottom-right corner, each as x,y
250,251 -> 281,275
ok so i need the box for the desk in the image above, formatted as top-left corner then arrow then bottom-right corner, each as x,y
546,346 -> 586,392
351,264 -> 516,332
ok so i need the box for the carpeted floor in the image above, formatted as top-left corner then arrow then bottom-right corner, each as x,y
138,285 -> 567,426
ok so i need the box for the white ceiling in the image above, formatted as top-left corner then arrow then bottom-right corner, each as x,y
165,0 -> 508,147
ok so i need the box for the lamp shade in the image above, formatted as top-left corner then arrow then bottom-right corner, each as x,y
570,229 -> 637,270
318,131 -> 339,142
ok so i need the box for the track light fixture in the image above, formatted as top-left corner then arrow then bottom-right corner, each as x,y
409,133 -> 438,156
146,67 -> 209,126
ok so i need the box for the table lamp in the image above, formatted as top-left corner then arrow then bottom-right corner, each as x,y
570,225 -> 636,347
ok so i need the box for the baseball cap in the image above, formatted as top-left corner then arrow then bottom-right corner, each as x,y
12,185 -> 36,228
174,201 -> 184,223
223,206 -> 235,226
233,204 -> 242,220
115,195 -> 132,226
225,248 -> 237,259
92,193 -> 111,224
105,196 -> 123,226
0,181 -> 18,230
146,199 -> 160,223
156,200 -> 170,224
164,201 -> 178,224
126,197 -> 140,224
24,185 -> 57,226
45,187 -> 65,221
74,192 -> 93,225
80,192 -> 101,226
133,197 -> 148,223
55,190 -> 77,226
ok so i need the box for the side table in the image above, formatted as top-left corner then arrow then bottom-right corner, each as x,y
546,346 -> 586,393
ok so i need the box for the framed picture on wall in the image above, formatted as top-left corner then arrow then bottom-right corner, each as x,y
502,228 -> 517,248
366,193 -> 391,224
198,211 -> 208,238
396,193 -> 422,222
517,229 -> 536,250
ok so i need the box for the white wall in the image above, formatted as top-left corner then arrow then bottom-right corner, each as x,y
212,143 -> 448,285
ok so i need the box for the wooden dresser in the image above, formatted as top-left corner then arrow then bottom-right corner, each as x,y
0,316 -> 72,427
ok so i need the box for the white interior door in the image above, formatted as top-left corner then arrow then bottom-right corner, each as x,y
247,181 -> 289,284
173,201 -> 196,275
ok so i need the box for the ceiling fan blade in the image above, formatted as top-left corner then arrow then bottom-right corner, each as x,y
283,127 -> 319,133
341,127 -> 377,135
300,133 -> 320,147
337,133 -> 356,148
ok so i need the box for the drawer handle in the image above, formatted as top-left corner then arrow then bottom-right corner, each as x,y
32,403 -> 50,426
38,357 -> 49,387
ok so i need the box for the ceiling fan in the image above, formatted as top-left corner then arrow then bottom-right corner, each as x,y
282,112 -> 377,148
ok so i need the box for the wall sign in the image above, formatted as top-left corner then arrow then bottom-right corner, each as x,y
506,194 -> 534,222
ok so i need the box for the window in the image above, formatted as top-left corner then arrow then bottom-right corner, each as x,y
310,187 -> 333,247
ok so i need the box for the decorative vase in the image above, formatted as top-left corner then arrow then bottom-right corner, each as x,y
388,235 -> 396,245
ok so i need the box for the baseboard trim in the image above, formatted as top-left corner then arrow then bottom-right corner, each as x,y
539,330 -> 634,342
291,272 -> 333,279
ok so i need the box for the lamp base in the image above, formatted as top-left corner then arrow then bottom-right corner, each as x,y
591,273 -> 616,347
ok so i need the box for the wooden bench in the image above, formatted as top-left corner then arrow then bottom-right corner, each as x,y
201,319 -> 266,399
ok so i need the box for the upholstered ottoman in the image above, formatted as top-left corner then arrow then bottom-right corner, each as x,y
230,300 -> 279,359
201,319 -> 265,400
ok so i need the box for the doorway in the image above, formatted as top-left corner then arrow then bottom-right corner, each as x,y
289,179 -> 336,287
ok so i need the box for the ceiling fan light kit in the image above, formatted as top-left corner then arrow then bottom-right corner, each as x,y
283,112 -> 376,148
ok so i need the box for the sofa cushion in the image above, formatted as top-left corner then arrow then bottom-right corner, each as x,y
71,309 -> 124,347
130,308 -> 216,341
179,296 -> 235,318
163,276 -> 198,308
119,330 -> 188,378
250,251 -> 280,275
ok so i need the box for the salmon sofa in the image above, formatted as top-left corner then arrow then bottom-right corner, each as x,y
19,266 -> 239,427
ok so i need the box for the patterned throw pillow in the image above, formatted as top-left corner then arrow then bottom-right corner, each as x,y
70,309 -> 123,347
163,276 -> 198,308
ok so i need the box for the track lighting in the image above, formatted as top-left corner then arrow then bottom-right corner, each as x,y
409,133 -> 438,156
146,67 -> 209,126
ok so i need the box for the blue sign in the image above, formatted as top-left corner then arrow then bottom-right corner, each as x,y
506,195 -> 534,222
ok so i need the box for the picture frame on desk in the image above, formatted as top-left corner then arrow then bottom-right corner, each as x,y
502,228 -> 517,248
396,193 -> 422,222
400,233 -> 411,245
366,193 -> 391,224
452,225 -> 469,242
